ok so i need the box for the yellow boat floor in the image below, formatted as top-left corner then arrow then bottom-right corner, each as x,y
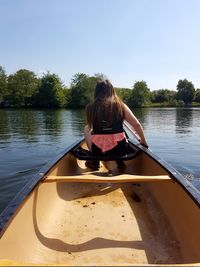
0,181 -> 183,265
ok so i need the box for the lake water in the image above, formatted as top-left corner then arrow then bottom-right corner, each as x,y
0,108 -> 200,213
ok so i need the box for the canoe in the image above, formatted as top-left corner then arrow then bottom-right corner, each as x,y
0,138 -> 200,266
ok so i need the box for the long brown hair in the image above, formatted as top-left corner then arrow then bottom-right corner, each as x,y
86,80 -> 125,128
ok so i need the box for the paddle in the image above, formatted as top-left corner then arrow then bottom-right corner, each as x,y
123,121 -> 149,149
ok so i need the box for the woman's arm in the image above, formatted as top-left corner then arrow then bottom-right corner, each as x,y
124,104 -> 148,147
84,125 -> 92,150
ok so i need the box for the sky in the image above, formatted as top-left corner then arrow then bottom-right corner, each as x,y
0,0 -> 200,90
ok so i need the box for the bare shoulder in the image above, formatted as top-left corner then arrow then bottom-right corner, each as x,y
123,104 -> 134,118
123,103 -> 132,113
123,104 -> 140,125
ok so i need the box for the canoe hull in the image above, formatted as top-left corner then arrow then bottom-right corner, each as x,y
0,139 -> 200,266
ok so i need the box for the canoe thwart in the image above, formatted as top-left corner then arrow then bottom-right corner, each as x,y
71,145 -> 140,161
44,174 -> 172,183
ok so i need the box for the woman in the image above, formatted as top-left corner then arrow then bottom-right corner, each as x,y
84,79 -> 148,170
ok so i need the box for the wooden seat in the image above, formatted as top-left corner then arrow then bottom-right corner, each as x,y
44,174 -> 172,183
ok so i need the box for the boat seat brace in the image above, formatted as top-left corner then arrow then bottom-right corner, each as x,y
72,145 -> 140,161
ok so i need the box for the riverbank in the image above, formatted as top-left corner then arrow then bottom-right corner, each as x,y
143,102 -> 200,108
1,102 -> 200,109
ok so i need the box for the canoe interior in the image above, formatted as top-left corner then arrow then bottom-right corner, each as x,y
0,141 -> 200,266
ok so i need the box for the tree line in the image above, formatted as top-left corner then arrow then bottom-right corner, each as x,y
0,66 -> 200,108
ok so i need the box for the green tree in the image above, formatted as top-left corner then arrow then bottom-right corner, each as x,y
151,89 -> 168,103
151,89 -> 176,103
34,73 -> 66,108
129,81 -> 150,107
195,89 -> 200,102
63,87 -> 71,108
94,73 -> 108,80
68,73 -> 106,108
69,73 -> 90,108
115,88 -> 132,104
0,66 -> 7,106
176,79 -> 195,104
7,69 -> 39,107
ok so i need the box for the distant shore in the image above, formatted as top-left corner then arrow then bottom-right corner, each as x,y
1,102 -> 200,109
143,102 -> 200,108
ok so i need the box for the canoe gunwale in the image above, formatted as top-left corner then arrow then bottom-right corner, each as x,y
133,138 -> 200,208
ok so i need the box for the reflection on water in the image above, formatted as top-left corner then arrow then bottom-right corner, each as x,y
0,108 -> 200,213
9,109 -> 39,143
41,110 -> 63,134
0,110 -> 11,143
132,108 -> 148,125
70,109 -> 86,136
175,108 -> 193,134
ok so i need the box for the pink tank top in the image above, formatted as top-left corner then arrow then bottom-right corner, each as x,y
91,132 -> 126,153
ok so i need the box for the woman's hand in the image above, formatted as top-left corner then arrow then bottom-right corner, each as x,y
140,141 -> 149,149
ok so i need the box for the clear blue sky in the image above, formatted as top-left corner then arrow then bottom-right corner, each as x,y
1,0 -> 200,90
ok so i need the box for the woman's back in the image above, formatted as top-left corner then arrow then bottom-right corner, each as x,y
84,79 -> 148,167
87,98 -> 125,134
